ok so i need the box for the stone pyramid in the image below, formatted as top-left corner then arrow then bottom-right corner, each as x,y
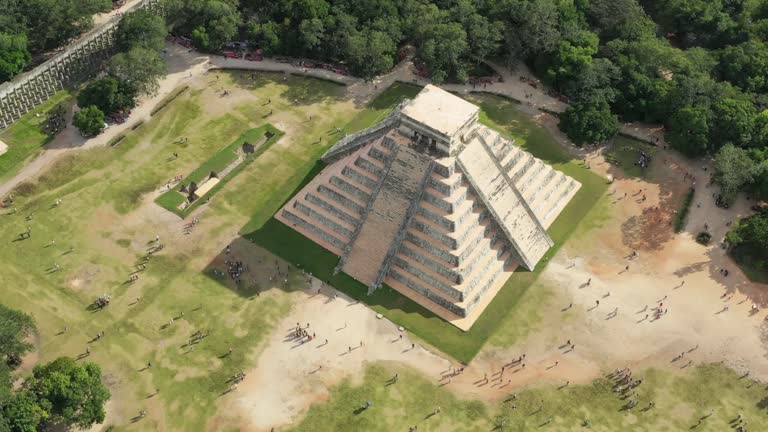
276,85 -> 580,330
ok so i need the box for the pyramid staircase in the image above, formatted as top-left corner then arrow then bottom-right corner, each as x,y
276,135 -> 397,255
341,144 -> 433,286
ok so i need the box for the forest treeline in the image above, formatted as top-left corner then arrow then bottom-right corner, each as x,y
158,0 -> 768,205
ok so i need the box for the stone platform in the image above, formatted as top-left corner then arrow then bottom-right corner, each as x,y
276,85 -> 580,330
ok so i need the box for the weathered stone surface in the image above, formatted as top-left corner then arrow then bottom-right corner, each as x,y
277,85 -> 581,330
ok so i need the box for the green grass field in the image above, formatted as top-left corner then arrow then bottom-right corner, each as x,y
0,71 -> 361,431
155,125 -> 283,217
289,362 -> 768,431
0,90 -> 73,181
4,74 -> 761,432
247,89 -> 608,362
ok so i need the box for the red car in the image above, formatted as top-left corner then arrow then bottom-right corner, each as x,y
222,51 -> 240,59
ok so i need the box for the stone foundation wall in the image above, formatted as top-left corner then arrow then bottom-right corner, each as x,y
0,0 -> 164,129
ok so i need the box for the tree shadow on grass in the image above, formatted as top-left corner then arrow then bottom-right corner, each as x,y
224,70 -> 346,106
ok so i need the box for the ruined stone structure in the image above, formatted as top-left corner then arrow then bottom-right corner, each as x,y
276,85 -> 581,330
0,0 -> 164,130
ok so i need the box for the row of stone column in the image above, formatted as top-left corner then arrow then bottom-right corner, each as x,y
0,0 -> 163,130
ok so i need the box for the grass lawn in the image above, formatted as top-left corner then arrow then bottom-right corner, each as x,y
604,135 -> 657,179
343,82 -> 422,133
0,71 -> 362,431
155,124 -> 284,218
289,362 -> 768,431
469,94 -> 610,349
246,89 -> 608,362
0,90 -> 73,181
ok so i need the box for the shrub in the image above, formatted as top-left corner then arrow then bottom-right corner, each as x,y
696,231 -> 712,245
673,187 -> 695,233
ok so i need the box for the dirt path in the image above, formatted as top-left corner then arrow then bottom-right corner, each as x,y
212,280 -> 449,431
5,45 -> 768,431
0,47 -> 667,198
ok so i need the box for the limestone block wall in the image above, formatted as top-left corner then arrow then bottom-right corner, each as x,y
0,0 -> 164,129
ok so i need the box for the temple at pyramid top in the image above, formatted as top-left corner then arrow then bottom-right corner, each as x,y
277,85 -> 580,330
399,84 -> 480,155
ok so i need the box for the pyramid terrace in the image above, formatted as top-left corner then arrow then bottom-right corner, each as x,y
276,85 -> 581,330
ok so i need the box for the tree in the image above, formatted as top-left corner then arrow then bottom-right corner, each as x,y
298,18 -> 325,54
565,58 -> 620,104
710,98 -> 755,148
0,304 -> 35,368
644,0 -> 747,48
559,100 -> 619,146
754,110 -> 768,148
344,29 -> 395,80
107,47 -> 167,96
164,0 -> 239,51
717,41 -> 768,93
665,106 -> 710,156
26,358 -> 110,429
419,22 -> 469,83
496,0 -> 564,58
116,9 -> 168,52
543,30 -> 599,89
0,33 -> 30,82
205,14 -> 239,50
726,210 -> 768,268
77,77 -> 135,115
23,0 -> 112,52
580,0 -> 656,41
2,391 -> 49,432
713,144 -> 756,204
244,20 -> 281,54
191,26 -> 211,51
465,14 -> 504,64
73,106 -> 104,136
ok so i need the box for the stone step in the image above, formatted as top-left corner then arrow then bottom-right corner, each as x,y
389,246 -> 511,316
429,170 -> 462,195
330,175 -> 372,202
392,232 -> 509,302
458,136 -> 552,270
432,158 -> 456,178
457,230 -> 504,280
342,165 -> 378,190
318,183 -> 366,213
463,254 -> 514,314
305,192 -> 360,225
391,254 -> 464,301
525,169 -> 558,205
398,244 -> 460,281
386,272 -> 468,317
541,180 -> 579,227
517,160 -> 548,198
510,153 -> 537,185
293,197 -> 356,235
532,173 -> 568,217
280,209 -> 346,254
462,248 -> 511,299
342,146 -> 433,286
403,230 -> 461,267
355,154 -> 385,177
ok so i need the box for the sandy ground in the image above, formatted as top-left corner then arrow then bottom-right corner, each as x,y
208,142 -> 768,432
211,280 -> 450,430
